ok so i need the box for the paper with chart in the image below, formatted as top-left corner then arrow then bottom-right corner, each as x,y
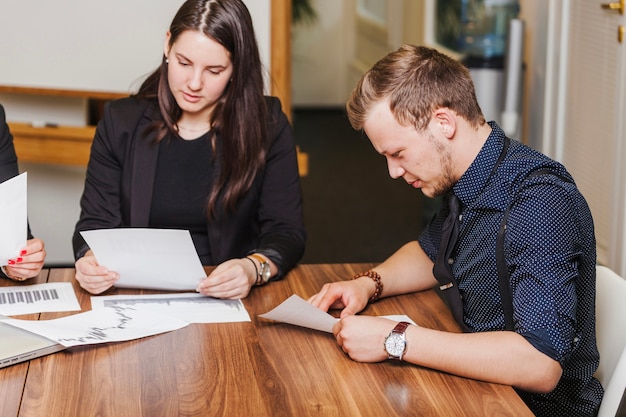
90,293 -> 251,324
0,305 -> 189,347
258,294 -> 416,333
0,172 -> 27,265
0,282 -> 80,316
80,228 -> 207,291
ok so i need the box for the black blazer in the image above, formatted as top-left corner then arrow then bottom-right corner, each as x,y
0,104 -> 32,240
0,105 -> 19,185
0,104 -> 33,281
72,96 -> 305,278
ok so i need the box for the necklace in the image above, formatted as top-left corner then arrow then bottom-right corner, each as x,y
176,124 -> 211,133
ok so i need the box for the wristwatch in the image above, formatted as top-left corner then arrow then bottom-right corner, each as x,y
384,321 -> 410,360
248,254 -> 271,285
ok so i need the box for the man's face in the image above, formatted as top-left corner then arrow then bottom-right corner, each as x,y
363,100 -> 456,198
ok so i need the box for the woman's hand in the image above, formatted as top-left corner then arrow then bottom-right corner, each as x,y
74,250 -> 119,294
196,258 -> 257,299
3,238 -> 46,280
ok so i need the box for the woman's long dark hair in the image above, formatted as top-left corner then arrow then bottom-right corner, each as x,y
134,0 -> 267,220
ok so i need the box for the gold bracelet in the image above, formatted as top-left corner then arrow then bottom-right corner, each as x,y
1,266 -> 27,281
352,270 -> 383,303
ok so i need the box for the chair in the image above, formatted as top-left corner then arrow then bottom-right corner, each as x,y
595,265 -> 626,417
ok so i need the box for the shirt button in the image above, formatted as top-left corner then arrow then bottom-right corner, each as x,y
459,214 -> 463,222
448,258 -> 454,265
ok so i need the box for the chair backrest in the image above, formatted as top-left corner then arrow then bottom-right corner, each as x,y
595,265 -> 626,417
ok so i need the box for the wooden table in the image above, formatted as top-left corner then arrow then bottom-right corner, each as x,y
0,264 -> 533,417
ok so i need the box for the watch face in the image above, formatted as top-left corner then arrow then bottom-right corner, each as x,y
384,334 -> 406,357
260,263 -> 271,281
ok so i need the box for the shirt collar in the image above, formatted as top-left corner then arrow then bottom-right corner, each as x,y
453,121 -> 508,209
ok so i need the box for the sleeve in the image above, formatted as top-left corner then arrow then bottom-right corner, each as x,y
418,203 -> 446,263
0,105 -> 19,184
505,179 -> 584,363
0,105 -> 33,241
71,102 -> 126,259
0,105 -> 26,277
252,98 -> 306,278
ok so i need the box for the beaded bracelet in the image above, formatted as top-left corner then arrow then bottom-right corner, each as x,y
352,270 -> 383,303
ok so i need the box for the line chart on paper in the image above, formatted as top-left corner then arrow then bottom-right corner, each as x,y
90,293 -> 251,324
1,305 -> 189,347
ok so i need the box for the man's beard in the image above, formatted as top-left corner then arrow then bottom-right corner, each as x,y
428,133 -> 456,198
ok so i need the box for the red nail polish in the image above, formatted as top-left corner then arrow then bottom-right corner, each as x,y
20,249 -> 27,256
8,259 -> 15,265
16,257 -> 23,263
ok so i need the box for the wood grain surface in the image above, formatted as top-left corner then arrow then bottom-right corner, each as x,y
1,264 -> 533,417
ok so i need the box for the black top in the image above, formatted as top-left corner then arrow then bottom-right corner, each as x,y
149,133 -> 213,264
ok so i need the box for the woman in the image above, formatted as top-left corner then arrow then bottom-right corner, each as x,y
73,0 -> 305,297
0,104 -> 47,281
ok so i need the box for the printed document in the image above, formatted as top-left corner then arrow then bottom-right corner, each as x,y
0,305 -> 189,347
80,228 -> 207,291
259,294 -> 416,333
0,282 -> 80,316
91,293 -> 251,324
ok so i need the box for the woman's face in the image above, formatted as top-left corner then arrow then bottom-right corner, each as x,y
164,30 -> 234,121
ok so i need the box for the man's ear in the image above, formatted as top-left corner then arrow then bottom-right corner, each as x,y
433,108 -> 456,139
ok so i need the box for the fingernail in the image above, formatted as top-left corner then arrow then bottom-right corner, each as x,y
16,257 -> 23,263
20,250 -> 27,256
7,259 -> 15,265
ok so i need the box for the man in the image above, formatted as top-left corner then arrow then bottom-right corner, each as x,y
309,45 -> 602,416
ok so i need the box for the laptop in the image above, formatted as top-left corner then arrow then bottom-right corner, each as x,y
0,317 -> 65,369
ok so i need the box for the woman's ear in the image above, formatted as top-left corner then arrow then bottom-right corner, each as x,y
163,31 -> 172,58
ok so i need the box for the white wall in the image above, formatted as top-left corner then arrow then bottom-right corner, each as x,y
0,0 -> 270,95
292,0 -> 424,108
0,0 -> 271,125
2,0 -> 272,265
518,0 -> 551,151
292,0 -> 356,107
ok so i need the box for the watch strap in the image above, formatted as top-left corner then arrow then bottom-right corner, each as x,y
386,321 -> 410,360
248,254 -> 270,285
392,321 -> 410,335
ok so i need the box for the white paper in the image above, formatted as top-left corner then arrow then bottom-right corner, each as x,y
0,172 -> 27,264
259,294 -> 338,332
80,228 -> 207,291
1,305 -> 189,347
258,294 -> 416,333
90,293 -> 251,324
0,282 -> 81,315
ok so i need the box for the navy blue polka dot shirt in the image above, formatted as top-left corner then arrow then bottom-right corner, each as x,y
418,123 -> 603,416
